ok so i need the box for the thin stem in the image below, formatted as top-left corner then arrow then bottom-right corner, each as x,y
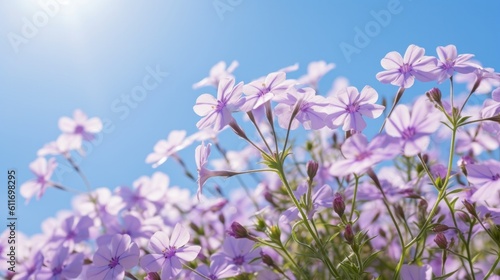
247,111 -> 274,154
276,164 -> 340,278
349,175 -> 359,223
458,87 -> 477,116
450,76 -> 455,109
379,87 -> 405,133
484,253 -> 500,279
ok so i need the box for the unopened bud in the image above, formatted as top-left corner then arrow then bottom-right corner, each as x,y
333,193 -> 345,218
228,222 -> 250,239
218,213 -> 225,224
344,224 -> 355,245
395,204 -> 405,220
426,87 -> 443,107
261,251 -> 275,267
144,272 -> 161,280
306,160 -> 319,181
434,233 -> 448,249
433,224 -> 451,233
268,225 -> 281,242
458,212 -> 471,224
228,120 -> 248,140
463,200 -> 477,217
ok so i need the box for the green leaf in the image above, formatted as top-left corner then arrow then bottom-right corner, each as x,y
434,268 -> 460,279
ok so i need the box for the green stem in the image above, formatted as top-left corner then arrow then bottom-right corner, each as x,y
276,164 -> 340,278
484,253 -> 500,279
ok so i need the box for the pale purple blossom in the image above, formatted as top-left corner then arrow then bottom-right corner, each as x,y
376,44 -> 437,88
194,77 -> 245,131
297,61 -> 335,89
456,126 -> 498,156
12,251 -> 44,280
455,64 -> 500,94
193,60 -> 239,89
38,246 -> 83,280
280,184 -> 333,223
468,160 -> 500,206
146,130 -> 195,168
214,237 -> 261,272
97,214 -> 151,246
329,134 -> 400,177
140,224 -> 201,279
433,44 -> 479,83
326,86 -> 385,131
87,234 -> 139,280
274,86 -> 330,130
117,172 -> 169,216
400,264 -> 433,280
50,215 -> 94,250
57,109 -> 103,150
20,157 -> 58,203
481,94 -> 500,135
385,97 -> 440,156
193,256 -> 239,280
242,71 -> 290,111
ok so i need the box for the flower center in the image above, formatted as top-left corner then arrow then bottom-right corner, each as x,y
233,255 -> 245,265
52,266 -> 63,275
36,176 -> 46,184
108,256 -> 120,268
209,274 -> 218,280
355,151 -> 372,161
346,103 -> 360,113
401,127 -> 416,140
163,246 -> 177,258
215,100 -> 227,112
400,63 -> 413,74
74,125 -> 85,134
493,173 -> 500,181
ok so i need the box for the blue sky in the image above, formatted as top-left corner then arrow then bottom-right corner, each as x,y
1,1 -> 499,236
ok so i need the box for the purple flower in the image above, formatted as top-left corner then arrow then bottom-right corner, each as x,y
376,44 -> 437,88
38,246 -> 83,280
280,184 -> 333,223
194,77 -> 245,131
97,214 -> 151,246
400,264 -> 433,280
146,130 -> 195,168
468,160 -> 500,206
57,109 -> 103,150
297,60 -> 335,89
193,60 -> 239,89
242,71 -> 290,111
193,256 -> 239,280
455,65 -> 500,94
274,86 -> 330,130
326,85 -> 385,131
385,97 -> 440,156
140,224 -> 201,279
12,251 -> 43,280
329,134 -> 400,177
456,126 -> 498,156
434,45 -> 479,83
87,234 -> 139,280
50,215 -> 94,250
214,237 -> 261,272
195,143 -> 237,199
481,96 -> 500,136
20,157 -> 58,203
117,172 -> 169,215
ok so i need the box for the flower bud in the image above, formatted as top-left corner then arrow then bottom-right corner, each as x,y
333,193 -> 345,218
144,272 -> 161,280
433,224 -> 451,233
344,224 -> 355,245
426,87 -> 443,107
268,225 -> 281,242
434,233 -> 448,249
261,251 -> 275,267
395,204 -> 405,220
463,200 -> 477,217
306,160 -> 319,181
228,222 -> 250,239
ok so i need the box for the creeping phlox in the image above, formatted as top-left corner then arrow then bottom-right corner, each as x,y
10,45 -> 500,279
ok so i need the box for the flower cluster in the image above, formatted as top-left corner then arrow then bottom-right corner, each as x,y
9,44 -> 500,279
